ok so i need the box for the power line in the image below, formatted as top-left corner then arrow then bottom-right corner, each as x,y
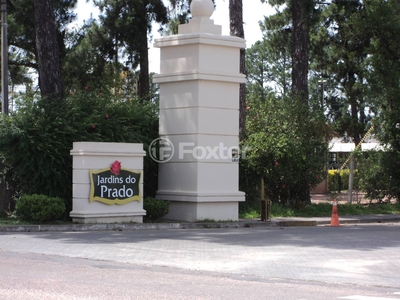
338,126 -> 375,172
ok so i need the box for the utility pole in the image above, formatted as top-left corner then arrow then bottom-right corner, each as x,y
1,0 -> 8,115
339,126 -> 375,204
348,153 -> 354,204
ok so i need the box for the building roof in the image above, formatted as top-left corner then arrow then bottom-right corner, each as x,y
329,137 -> 383,152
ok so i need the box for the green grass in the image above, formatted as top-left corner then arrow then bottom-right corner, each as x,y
0,218 -> 30,226
239,202 -> 400,219
1,202 -> 400,225
0,217 -> 72,226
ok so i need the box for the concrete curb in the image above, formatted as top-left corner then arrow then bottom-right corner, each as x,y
277,215 -> 400,227
276,220 -> 318,227
0,221 -> 269,232
1,214 -> 399,232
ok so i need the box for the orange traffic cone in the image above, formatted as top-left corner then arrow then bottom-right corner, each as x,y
330,199 -> 340,226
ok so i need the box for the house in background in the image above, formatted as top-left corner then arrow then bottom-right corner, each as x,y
312,134 -> 382,194
328,135 -> 382,170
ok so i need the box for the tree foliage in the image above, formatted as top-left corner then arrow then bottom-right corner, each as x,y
258,9 -> 292,97
7,0 -> 77,87
33,0 -> 64,105
311,0 -> 371,145
3,0 -> 400,212
0,90 -> 159,209
353,0 -> 400,202
243,0 -> 320,207
161,0 -> 217,35
7,0 -> 169,101
356,150 -> 400,202
363,0 -> 400,152
93,0 -> 168,100
161,0 -> 191,35
253,0 -> 400,204
242,93 -> 329,208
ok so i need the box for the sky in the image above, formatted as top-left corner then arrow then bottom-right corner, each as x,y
75,0 -> 275,73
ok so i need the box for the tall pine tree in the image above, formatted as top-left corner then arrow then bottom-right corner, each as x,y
33,0 -> 64,105
94,0 -> 168,101
229,0 -> 246,140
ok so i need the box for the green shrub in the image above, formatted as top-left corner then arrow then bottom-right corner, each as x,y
143,197 -> 169,221
0,91 -> 159,211
328,169 -> 360,192
16,194 -> 66,223
242,94 -> 329,208
356,150 -> 400,202
328,170 -> 345,192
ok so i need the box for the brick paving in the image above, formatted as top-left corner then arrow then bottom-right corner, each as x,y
1,224 -> 400,289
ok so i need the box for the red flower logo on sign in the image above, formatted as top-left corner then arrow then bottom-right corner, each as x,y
110,160 -> 121,176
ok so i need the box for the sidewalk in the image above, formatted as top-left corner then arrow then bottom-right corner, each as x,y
310,192 -> 397,204
1,214 -> 399,232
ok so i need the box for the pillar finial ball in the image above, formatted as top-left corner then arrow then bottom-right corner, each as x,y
190,0 -> 214,18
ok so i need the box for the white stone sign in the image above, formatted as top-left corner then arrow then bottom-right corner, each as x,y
70,142 -> 146,224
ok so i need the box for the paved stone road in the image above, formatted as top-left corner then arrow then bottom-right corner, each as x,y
1,224 -> 400,289
2,249 -> 400,300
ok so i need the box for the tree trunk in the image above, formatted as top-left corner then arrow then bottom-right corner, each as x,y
291,0 -> 309,103
291,0 -> 311,204
347,71 -> 363,146
138,36 -> 150,101
229,0 -> 246,140
137,1 -> 150,101
33,0 -> 63,106
0,161 -> 14,214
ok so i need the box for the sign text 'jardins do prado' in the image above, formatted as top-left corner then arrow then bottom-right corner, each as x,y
89,160 -> 141,205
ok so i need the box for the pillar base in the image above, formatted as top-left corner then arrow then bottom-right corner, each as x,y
70,211 -> 145,224
157,191 -> 245,222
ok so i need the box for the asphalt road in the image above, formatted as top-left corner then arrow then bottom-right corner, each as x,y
1,224 -> 400,299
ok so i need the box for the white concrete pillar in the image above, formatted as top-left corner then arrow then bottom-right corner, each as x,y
153,0 -> 246,222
